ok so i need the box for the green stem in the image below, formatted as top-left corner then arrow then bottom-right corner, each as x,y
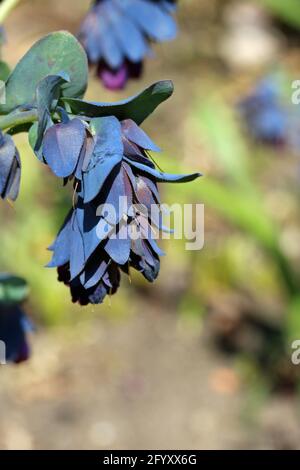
0,109 -> 38,130
0,0 -> 21,23
272,247 -> 300,298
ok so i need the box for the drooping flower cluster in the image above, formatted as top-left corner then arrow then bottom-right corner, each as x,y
78,0 -> 178,90
47,115 -> 200,305
0,31 -> 200,308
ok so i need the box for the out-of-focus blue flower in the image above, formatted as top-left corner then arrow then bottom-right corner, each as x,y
238,77 -> 288,146
47,117 -> 200,305
0,274 -> 32,364
0,304 -> 32,364
78,0 -> 178,90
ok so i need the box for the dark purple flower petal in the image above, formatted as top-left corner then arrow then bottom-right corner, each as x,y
104,227 -> 131,265
42,118 -> 86,178
47,210 -> 73,268
0,132 -> 21,201
121,119 -> 161,152
124,156 -> 202,183
82,116 -> 123,202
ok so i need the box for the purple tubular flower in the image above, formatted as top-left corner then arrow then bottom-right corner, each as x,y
0,305 -> 31,364
47,117 -> 200,305
98,62 -> 129,91
78,0 -> 177,89
97,60 -> 143,91
34,80 -> 200,305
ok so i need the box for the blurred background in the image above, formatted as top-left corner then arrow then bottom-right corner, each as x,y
1,0 -> 300,449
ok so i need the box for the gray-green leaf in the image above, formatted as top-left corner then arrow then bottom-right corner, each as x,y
0,31 -> 88,114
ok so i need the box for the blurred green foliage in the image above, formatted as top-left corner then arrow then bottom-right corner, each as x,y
0,273 -> 28,304
260,0 -> 300,29
192,97 -> 299,298
166,90 -> 300,388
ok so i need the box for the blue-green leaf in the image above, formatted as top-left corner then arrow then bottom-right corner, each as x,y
62,80 -> 174,125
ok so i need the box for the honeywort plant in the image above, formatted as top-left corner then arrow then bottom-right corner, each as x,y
78,0 -> 178,90
0,31 -> 200,306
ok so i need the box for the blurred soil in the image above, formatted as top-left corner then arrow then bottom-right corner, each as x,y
1,307 -> 300,450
